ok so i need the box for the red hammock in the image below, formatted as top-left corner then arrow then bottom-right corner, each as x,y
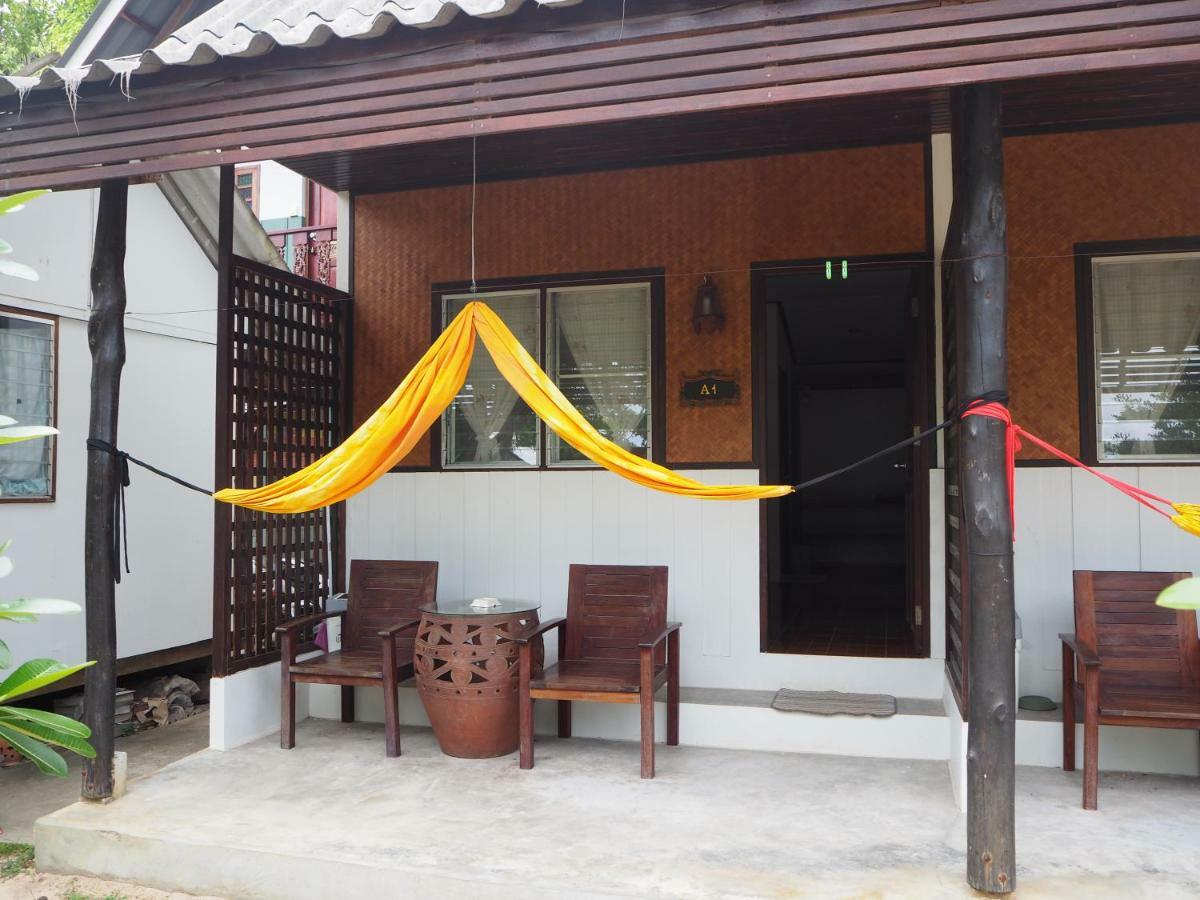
961,401 -> 1200,538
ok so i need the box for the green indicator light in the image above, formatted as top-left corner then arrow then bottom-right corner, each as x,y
841,259 -> 849,279
825,260 -> 832,280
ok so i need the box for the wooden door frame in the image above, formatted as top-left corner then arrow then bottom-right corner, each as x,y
750,254 -> 935,656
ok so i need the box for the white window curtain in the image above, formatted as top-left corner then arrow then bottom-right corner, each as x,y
0,313 -> 55,496
549,285 -> 651,463
443,291 -> 539,466
1094,255 -> 1200,460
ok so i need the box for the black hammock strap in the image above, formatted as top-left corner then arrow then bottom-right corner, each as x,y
84,390 -> 1007,584
85,438 -> 213,585
790,391 -> 1008,491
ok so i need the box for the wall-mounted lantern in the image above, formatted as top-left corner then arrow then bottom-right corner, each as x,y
692,274 -> 726,334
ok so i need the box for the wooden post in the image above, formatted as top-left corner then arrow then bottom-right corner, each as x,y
82,178 -> 129,801
211,164 -> 234,678
957,84 -> 1016,893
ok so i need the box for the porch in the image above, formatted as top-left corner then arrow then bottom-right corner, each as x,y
35,719 -> 1200,899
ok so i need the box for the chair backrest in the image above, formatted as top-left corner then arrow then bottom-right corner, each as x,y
564,564 -> 668,665
1073,570 -> 1199,690
344,560 -> 438,655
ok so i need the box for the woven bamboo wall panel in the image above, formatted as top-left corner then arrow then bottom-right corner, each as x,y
1005,123 -> 1200,458
354,143 -> 927,465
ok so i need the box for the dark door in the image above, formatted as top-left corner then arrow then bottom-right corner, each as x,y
758,261 -> 930,658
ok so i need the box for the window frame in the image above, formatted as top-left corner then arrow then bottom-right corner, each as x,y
234,164 -> 260,216
1076,237 -> 1200,466
0,305 -> 59,503
431,269 -> 666,472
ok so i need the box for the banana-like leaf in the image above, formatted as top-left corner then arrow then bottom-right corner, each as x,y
0,556 -> 11,578
0,709 -> 95,758
0,638 -> 9,670
0,659 -> 94,704
0,425 -> 57,444
1156,577 -> 1200,610
0,722 -> 67,776
0,598 -> 81,616
0,190 -> 50,216
0,418 -> 14,427
0,705 -> 91,738
0,238 -> 10,254
0,260 -> 39,282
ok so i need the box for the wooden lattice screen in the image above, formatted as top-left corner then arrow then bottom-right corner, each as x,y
213,256 -> 353,676
942,254 -> 970,718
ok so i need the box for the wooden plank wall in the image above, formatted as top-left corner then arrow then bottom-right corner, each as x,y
354,144 -> 928,465
4,0 -> 1200,191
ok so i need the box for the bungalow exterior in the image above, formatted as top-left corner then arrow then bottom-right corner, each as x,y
4,0 -> 1200,893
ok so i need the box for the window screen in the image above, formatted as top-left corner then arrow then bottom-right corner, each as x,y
1093,253 -> 1200,461
0,311 -> 55,498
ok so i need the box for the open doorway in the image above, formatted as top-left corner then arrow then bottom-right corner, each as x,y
757,261 -> 930,658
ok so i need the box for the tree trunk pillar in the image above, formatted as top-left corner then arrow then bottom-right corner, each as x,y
957,83 -> 1015,893
82,179 -> 128,801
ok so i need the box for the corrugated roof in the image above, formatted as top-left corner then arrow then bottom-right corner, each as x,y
1,0 -> 582,101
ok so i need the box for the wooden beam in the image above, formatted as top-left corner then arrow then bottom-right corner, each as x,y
3,1 -> 1200,191
211,164 -> 234,679
956,84 -> 1016,894
82,178 -> 128,802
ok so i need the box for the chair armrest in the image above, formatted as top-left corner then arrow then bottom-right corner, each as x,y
1059,633 -> 1101,668
275,609 -> 341,636
378,617 -> 422,639
639,621 -> 682,650
514,617 -> 566,646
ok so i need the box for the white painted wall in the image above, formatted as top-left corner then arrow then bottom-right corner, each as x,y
343,469 -> 948,699
0,185 -> 215,667
1012,465 -> 1200,702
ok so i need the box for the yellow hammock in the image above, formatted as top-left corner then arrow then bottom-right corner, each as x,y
215,302 -> 794,513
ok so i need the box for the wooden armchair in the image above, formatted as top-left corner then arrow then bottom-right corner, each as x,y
516,564 -> 680,778
1061,569 -> 1198,809
277,559 -> 437,757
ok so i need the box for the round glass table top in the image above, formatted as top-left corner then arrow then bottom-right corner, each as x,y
420,598 -> 541,617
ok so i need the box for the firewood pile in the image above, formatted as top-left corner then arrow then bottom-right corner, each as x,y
132,675 -> 206,728
53,673 -> 208,733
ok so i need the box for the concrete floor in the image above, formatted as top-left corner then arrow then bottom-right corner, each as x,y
0,711 -> 210,844
33,719 -> 1200,899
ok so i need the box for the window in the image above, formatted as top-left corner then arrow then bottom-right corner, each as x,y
439,276 -> 659,468
0,309 -> 56,499
1089,251 -> 1200,461
234,166 -> 259,215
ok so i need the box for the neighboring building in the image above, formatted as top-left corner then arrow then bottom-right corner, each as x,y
236,161 -> 339,287
0,0 -> 282,674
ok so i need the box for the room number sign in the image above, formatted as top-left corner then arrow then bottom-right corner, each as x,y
680,371 -> 740,406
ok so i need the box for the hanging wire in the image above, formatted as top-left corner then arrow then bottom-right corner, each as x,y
470,128 -> 478,294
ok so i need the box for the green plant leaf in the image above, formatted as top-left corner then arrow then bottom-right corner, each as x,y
0,425 -> 57,444
0,238 -> 10,254
0,260 -> 39,282
0,190 -> 49,216
0,659 -> 94,704
0,705 -> 90,738
0,639 -> 9,670
0,709 -> 94,758
0,556 -> 11,579
0,598 -> 81,617
1156,577 -> 1200,610
0,722 -> 67,776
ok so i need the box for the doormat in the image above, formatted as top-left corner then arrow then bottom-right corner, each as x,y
771,689 -> 897,717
